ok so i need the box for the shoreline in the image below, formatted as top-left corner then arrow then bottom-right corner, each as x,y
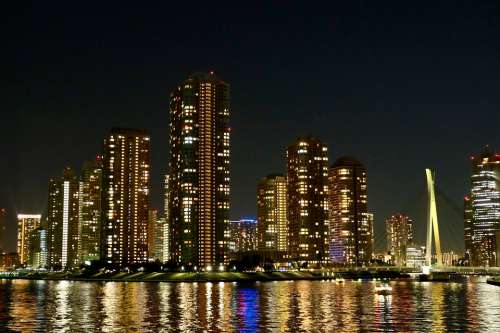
487,277 -> 500,286
0,270 -> 411,283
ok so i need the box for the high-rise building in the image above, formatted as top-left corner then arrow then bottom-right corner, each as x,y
0,208 -> 5,252
329,157 -> 373,266
228,218 -> 258,254
101,128 -> 150,266
168,72 -> 230,269
286,137 -> 329,263
148,208 -> 158,260
16,214 -> 41,265
153,217 -> 169,262
78,157 -> 103,264
164,174 -> 170,217
257,175 -> 288,252
29,227 -> 47,269
47,167 -> 80,269
159,174 -> 171,263
385,213 -> 413,266
467,147 -> 500,267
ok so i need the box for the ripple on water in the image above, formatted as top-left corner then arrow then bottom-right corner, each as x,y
0,277 -> 499,333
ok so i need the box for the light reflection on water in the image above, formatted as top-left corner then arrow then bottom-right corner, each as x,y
0,277 -> 499,332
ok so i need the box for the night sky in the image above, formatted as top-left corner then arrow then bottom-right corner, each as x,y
2,2 -> 500,253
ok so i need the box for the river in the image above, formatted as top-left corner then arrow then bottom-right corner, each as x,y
0,277 -> 499,332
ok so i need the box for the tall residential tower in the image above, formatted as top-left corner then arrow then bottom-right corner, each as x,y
101,128 -> 150,266
385,213 -> 413,266
47,167 -> 80,269
168,72 -> 230,269
329,157 -> 373,266
16,214 -> 41,265
78,157 -> 103,264
467,147 -> 500,267
257,174 -> 288,252
286,137 -> 329,263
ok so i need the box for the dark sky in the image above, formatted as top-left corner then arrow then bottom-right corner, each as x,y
2,2 -> 500,253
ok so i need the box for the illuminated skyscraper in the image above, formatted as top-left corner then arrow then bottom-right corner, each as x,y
101,128 -> 150,266
257,175 -> 288,252
16,214 -> 41,265
47,167 -> 80,269
286,137 -> 329,263
168,72 -> 230,269
78,157 -> 102,264
385,213 -> 413,266
329,157 -> 373,266
228,218 -> 258,253
468,147 -> 500,267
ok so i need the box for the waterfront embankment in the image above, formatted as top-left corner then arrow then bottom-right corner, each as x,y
0,270 -> 409,283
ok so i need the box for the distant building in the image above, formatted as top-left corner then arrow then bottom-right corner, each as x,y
406,246 -> 426,268
153,217 -> 169,263
463,195 -> 473,264
78,157 -> 102,264
168,72 -> 230,269
441,251 -> 460,267
160,174 -> 170,263
0,208 -> 5,252
47,167 -> 80,269
29,228 -> 47,270
0,252 -> 19,270
467,147 -> 500,266
148,209 -> 158,260
16,214 -> 41,265
228,219 -> 257,254
329,157 -> 373,266
257,174 -> 288,252
385,213 -> 413,266
101,128 -> 150,266
287,137 -> 329,263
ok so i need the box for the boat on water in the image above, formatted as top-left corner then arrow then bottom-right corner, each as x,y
375,284 -> 392,295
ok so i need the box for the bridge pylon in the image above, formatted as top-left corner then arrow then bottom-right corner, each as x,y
425,169 -> 442,268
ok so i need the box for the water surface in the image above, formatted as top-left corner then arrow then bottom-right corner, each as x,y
0,277 -> 499,332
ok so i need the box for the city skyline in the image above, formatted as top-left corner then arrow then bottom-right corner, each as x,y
3,3 -> 500,255
1,117 -> 497,255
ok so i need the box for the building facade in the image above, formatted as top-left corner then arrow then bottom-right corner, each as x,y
467,147 -> 500,267
168,72 -> 230,269
153,217 -> 169,262
47,167 -> 80,269
464,195 -> 473,264
78,157 -> 102,264
257,175 -> 288,252
385,213 -> 413,266
329,157 -> 373,266
16,214 -> 42,265
101,128 -> 150,266
0,208 -> 6,252
148,208 -> 158,260
286,137 -> 329,263
228,219 -> 258,254
406,246 -> 426,268
29,228 -> 48,269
